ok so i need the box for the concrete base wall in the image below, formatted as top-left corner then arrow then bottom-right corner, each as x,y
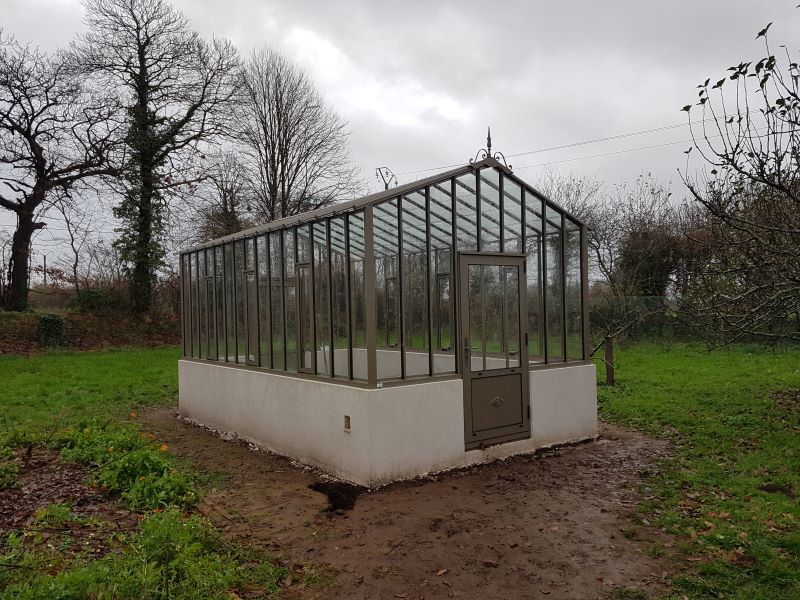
178,360 -> 597,487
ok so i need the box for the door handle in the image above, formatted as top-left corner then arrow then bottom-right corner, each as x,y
463,337 -> 470,364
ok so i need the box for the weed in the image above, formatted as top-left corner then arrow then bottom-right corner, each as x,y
57,420 -> 197,510
0,446 -> 19,490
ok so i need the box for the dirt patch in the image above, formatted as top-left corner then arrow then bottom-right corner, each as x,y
771,388 -> 800,413
0,448 -> 140,559
141,408 -> 679,599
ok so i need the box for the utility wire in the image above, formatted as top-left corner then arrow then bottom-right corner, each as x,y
393,111 -> 758,178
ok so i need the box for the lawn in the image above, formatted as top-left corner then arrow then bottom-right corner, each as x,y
0,347 -> 180,430
0,347 -> 292,599
598,342 -> 800,600
1,343 -> 798,598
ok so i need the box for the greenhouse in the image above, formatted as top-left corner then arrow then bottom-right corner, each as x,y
178,151 -> 597,486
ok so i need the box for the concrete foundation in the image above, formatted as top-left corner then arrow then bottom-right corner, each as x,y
178,360 -> 598,487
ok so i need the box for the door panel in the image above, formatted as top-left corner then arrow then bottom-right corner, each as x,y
459,254 -> 529,449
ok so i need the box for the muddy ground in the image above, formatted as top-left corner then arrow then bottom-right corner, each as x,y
140,408 -> 678,600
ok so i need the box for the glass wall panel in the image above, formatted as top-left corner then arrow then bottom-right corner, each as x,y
269,232 -> 285,371
215,246 -> 224,361
224,243 -> 236,362
479,168 -> 501,251
503,265 -> 521,368
257,236 -> 270,368
455,174 -> 477,251
349,212 -> 367,380
187,253 -> 197,358
191,253 -> 200,358
525,192 -> 545,362
297,225 -> 312,264
429,183 -> 456,374
565,220 -> 583,360
298,263 -> 313,371
373,199 -> 401,380
545,206 -> 564,362
234,240 -> 246,363
330,216 -> 349,379
502,176 -> 523,253
400,192 -> 430,377
197,250 -> 206,359
314,222 -> 331,377
284,229 -> 297,372
203,249 -> 215,360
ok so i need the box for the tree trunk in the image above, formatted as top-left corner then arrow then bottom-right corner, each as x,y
4,209 -> 44,312
130,177 -> 154,313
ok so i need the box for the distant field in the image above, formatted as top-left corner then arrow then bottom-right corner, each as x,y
598,343 -> 800,599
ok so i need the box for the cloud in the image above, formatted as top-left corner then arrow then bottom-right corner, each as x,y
283,27 -> 474,129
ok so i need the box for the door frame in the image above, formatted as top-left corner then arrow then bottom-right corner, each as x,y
457,252 -> 530,449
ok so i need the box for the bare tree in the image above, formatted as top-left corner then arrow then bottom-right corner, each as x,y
680,21 -> 800,345
239,47 -> 362,222
74,0 -> 239,312
189,151 -> 254,242
0,31 -> 121,311
51,191 -> 98,295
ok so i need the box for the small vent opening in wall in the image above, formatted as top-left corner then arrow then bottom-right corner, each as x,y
344,415 -> 351,431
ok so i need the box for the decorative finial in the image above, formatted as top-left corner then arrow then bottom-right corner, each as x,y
470,126 -> 512,170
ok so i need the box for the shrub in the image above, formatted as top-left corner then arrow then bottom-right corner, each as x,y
67,287 -> 129,313
36,313 -> 65,347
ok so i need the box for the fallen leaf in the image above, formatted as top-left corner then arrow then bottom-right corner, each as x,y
436,568 -> 449,576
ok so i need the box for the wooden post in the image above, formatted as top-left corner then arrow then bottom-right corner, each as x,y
604,336 -> 615,386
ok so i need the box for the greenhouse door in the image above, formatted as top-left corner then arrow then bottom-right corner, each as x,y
458,254 -> 530,450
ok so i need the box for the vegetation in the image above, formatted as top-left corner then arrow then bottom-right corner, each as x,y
0,346 -> 297,598
598,343 -> 800,599
1,509 -> 288,599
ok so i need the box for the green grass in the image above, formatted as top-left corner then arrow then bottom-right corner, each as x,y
598,342 -> 800,599
0,346 -> 296,598
0,347 -> 180,433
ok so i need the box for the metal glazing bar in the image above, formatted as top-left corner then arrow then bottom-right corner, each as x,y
253,238 -> 261,367
397,199 -> 406,380
345,214 -> 354,380
425,187 -> 433,376
450,177 -> 459,372
475,171 -> 482,252
580,225 -> 590,361
499,172 -> 505,250
179,255 -> 186,357
195,251 -> 200,358
541,203 -> 548,363
561,213 -> 568,363
280,233 -> 287,372
326,219 -> 334,378
363,206 -> 378,386
232,244 -> 239,364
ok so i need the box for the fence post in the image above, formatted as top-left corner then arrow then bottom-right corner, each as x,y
604,336 -> 615,386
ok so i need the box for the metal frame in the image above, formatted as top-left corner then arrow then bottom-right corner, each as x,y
457,252 -> 530,450
180,156 -> 590,390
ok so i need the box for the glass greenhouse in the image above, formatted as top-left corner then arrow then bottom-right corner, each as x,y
178,154 -> 596,485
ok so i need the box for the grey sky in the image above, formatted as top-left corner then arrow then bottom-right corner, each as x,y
2,0 -> 799,263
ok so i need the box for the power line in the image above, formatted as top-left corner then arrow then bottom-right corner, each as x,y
393,111 -> 758,178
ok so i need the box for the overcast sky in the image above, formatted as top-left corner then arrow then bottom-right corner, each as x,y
3,0 -> 800,264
